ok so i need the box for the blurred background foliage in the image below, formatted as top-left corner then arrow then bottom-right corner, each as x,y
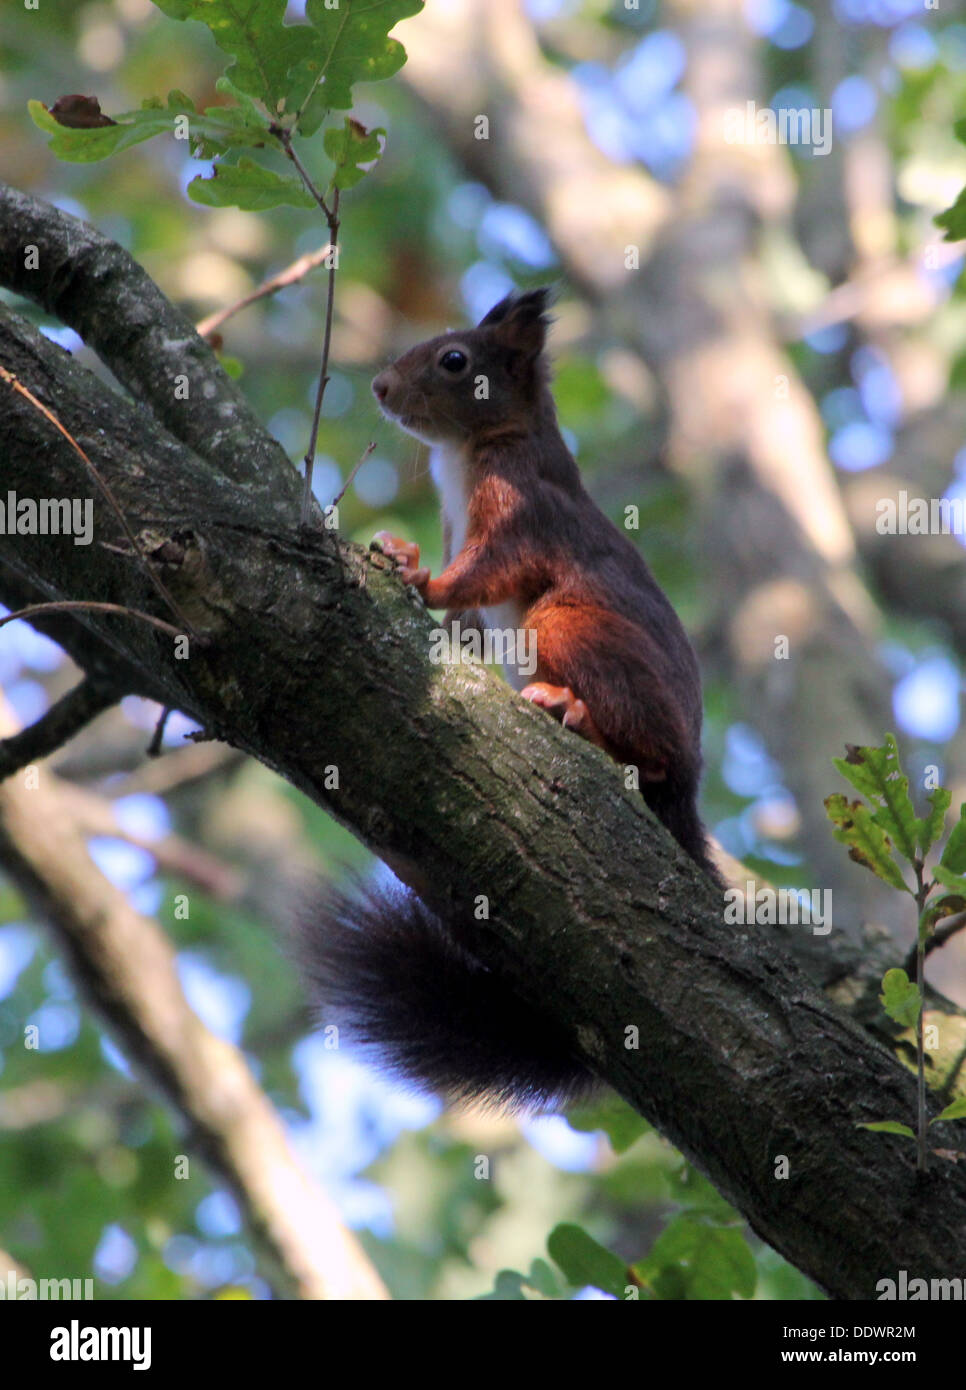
0,0 -> 964,1299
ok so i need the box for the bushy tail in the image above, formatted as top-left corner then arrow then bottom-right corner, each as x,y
296,878 -> 594,1110
644,773 -> 723,886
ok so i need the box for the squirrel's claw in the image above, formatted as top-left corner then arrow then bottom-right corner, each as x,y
521,683 -> 607,750
373,532 -> 430,592
373,531 -> 419,568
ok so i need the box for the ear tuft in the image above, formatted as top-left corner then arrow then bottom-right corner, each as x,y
477,287 -> 554,358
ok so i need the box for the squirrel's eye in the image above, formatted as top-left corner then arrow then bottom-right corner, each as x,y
439,350 -> 467,373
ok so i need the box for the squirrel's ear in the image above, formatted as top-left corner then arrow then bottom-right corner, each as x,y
478,287 -> 553,358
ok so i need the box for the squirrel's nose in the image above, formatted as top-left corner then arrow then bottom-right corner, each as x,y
372,371 -> 391,403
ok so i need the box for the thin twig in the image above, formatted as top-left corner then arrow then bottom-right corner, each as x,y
273,124 -> 334,222
0,601 -> 185,643
301,186 -> 341,527
914,862 -> 929,1174
267,124 -> 342,529
329,441 -> 376,513
292,142 -> 335,218
0,676 -> 122,782
0,365 -> 200,638
147,706 -> 172,758
195,244 -> 334,341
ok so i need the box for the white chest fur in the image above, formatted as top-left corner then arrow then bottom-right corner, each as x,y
428,443 -> 529,689
429,441 -> 469,558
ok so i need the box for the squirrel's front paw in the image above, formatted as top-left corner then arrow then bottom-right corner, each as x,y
373,531 -> 431,591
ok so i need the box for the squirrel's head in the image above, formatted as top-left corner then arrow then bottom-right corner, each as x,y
372,288 -> 554,444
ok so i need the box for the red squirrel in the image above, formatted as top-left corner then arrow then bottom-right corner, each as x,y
303,288 -> 717,1108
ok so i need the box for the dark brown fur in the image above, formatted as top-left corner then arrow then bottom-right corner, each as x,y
299,290 -> 718,1109
373,288 -> 714,872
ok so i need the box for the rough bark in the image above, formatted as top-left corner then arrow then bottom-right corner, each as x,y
2,181 -> 966,1300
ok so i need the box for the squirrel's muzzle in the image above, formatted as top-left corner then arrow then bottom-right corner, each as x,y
371,368 -> 395,404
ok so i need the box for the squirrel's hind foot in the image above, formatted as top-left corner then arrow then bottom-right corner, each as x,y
520,682 -> 608,750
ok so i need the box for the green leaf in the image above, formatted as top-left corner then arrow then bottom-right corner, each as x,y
879,968 -> 922,1029
566,1094 -> 650,1154
476,1269 -> 529,1300
921,891 -> 966,936
151,0 -> 307,113
547,1223 -> 631,1300
931,1096 -> 966,1125
664,1161 -> 739,1222
29,97 -> 185,163
218,355 -> 245,380
30,93 -> 269,164
635,1216 -> 756,1301
197,77 -> 275,153
324,117 -> 385,189
194,104 -> 274,154
824,793 -> 910,892
525,1258 -> 562,1299
858,1121 -> 916,1138
832,735 -> 918,863
932,864 -> 966,896
917,785 -> 951,855
187,158 -> 316,211
936,187 -> 966,243
214,73 -> 266,117
149,0 -> 422,130
478,1260 -> 562,1299
293,0 -> 424,135
940,805 -> 966,874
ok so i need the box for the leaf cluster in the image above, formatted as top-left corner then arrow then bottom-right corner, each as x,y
825,735 -> 966,1152
29,0 -> 423,210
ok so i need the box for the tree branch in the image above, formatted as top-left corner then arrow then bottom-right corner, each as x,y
195,243 -> 334,342
0,182 -> 300,502
0,363 -> 201,635
0,674 -> 121,780
2,183 -> 966,1298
